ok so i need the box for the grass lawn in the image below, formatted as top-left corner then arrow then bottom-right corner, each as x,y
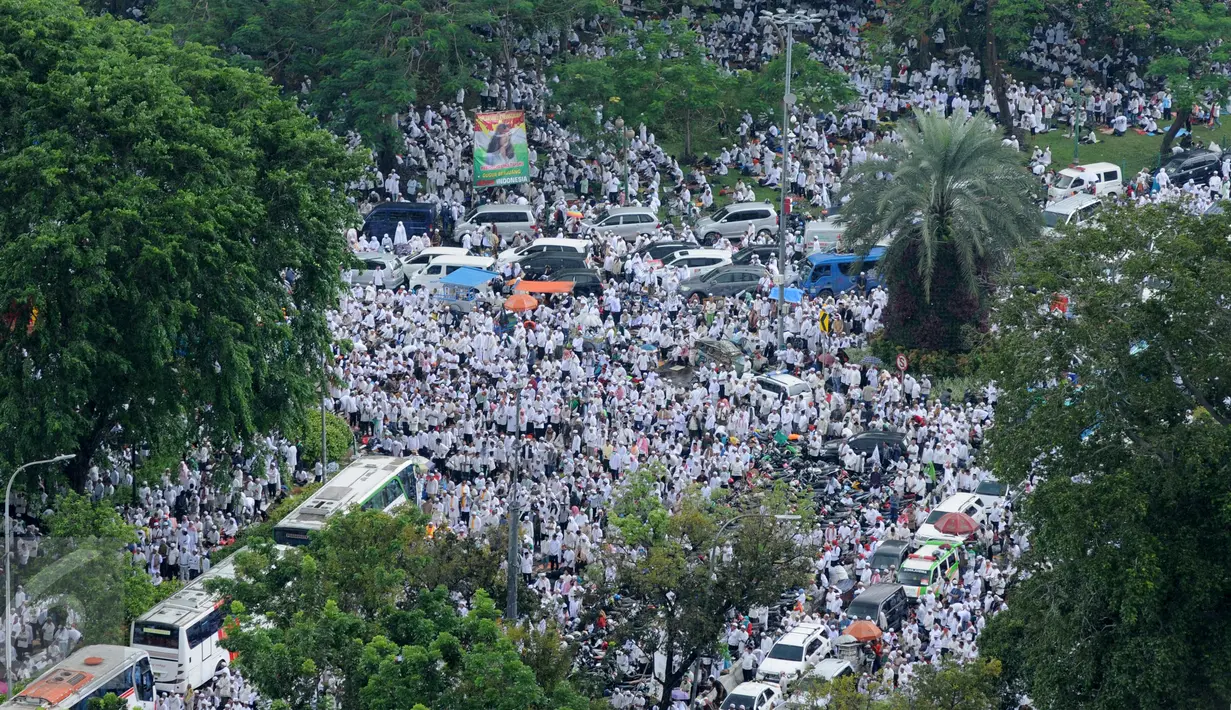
1027,121 -> 1231,176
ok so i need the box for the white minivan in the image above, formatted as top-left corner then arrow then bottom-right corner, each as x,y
455,204 -> 537,237
407,255 -> 497,290
1047,162 -> 1123,202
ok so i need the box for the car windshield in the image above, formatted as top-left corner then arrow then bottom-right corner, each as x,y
976,481 -> 1006,496
767,643 -> 805,662
711,207 -> 731,221
898,569 -> 931,586
870,551 -> 899,569
722,694 -> 757,710
594,210 -> 611,224
925,509 -> 946,524
1042,210 -> 1067,228
361,258 -> 387,270
1054,174 -> 1077,188
463,209 -> 478,222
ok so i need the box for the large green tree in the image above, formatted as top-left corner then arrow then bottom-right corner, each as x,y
600,467 -> 815,710
978,205 -> 1231,709
0,0 -> 364,490
1146,0 -> 1231,154
211,508 -> 586,710
152,0 -> 616,159
552,21 -> 741,159
838,109 -> 1039,351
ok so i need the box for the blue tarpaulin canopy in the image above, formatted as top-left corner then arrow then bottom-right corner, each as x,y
768,287 -> 804,303
439,267 -> 499,288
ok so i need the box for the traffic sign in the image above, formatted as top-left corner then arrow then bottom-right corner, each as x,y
819,312 -> 831,333
896,353 -> 909,372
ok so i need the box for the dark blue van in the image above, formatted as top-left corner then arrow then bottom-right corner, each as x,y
800,247 -> 885,297
362,202 -> 436,240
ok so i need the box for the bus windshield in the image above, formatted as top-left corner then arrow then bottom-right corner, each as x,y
273,527 -> 312,547
132,623 -> 179,649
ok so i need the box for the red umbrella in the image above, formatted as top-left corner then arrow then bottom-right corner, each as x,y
818,353 -> 837,366
934,512 -> 980,536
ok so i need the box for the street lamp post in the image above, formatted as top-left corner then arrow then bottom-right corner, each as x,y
5,454 -> 73,698
762,9 -> 821,354
505,382 -> 529,621
1065,77 -> 1093,163
614,117 -> 634,205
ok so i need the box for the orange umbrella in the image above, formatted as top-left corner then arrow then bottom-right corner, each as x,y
504,294 -> 539,312
566,210 -> 584,219
845,620 -> 883,642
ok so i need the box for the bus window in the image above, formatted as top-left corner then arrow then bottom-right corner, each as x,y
132,623 -> 179,649
273,527 -> 311,546
186,608 -> 226,649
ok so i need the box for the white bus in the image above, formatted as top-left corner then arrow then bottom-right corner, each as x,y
272,455 -> 428,547
1,645 -> 156,709
129,553 -> 242,694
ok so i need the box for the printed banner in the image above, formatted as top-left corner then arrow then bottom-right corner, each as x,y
473,110 -> 530,187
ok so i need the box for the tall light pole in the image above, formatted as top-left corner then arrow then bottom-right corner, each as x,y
614,117 -> 634,205
505,381 -> 529,621
762,9 -> 821,353
320,348 -> 328,480
1065,77 -> 1093,163
5,454 -> 73,698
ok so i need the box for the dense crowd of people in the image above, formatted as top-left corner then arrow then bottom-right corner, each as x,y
7,0 -> 1229,708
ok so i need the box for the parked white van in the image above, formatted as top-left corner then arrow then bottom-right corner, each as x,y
1047,162 -> 1123,202
407,255 -> 497,290
1042,194 -> 1103,233
455,204 -> 536,237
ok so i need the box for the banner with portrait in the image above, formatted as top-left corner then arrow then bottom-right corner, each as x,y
473,110 -> 530,187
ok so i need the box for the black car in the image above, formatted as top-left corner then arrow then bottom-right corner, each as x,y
362,201 -> 435,239
634,240 -> 695,263
731,245 -> 781,266
819,430 -> 907,463
1159,149 -> 1221,186
678,265 -> 766,299
869,540 -> 912,572
519,252 -> 588,280
550,268 -> 604,297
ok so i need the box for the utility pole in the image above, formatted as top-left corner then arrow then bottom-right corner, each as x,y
777,28 -> 793,352
761,8 -> 821,353
505,384 -> 525,620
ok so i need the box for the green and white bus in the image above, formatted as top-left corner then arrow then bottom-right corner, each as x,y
272,455 -> 428,547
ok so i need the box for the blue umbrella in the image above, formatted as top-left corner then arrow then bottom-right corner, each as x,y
768,287 -> 803,304
860,355 -> 884,367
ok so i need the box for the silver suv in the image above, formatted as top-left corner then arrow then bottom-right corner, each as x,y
695,202 -> 778,245
581,206 -> 661,241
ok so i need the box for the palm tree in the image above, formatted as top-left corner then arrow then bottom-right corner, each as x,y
838,109 -> 1040,351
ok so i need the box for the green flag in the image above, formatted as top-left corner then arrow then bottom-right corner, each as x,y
925,461 -> 937,482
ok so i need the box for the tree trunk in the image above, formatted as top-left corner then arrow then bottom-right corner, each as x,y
64,414 -> 112,492
983,0 -> 1018,138
1160,107 -> 1190,156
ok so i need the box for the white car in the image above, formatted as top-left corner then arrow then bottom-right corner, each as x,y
755,623 -> 831,685
401,247 -> 469,277
915,492 -> 988,543
659,248 -> 732,279
755,372 -> 815,405
721,682 -> 782,710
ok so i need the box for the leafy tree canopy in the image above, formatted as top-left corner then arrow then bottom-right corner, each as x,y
211,508 -> 586,710
978,205 -> 1231,709
0,0 -> 365,490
